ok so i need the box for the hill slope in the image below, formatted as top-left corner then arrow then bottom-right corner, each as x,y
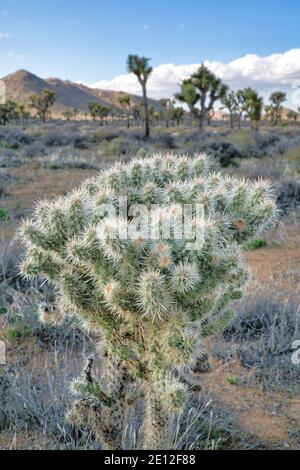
2,69 -> 161,117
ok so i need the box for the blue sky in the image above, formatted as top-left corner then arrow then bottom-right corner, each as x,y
1,0 -> 300,108
0,0 -> 299,81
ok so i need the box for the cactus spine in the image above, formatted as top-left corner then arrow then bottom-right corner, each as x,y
19,154 -> 277,449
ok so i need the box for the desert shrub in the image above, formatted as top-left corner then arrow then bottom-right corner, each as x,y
224,293 -> 300,393
18,153 -> 277,449
98,136 -> 143,158
245,238 -> 267,250
0,208 -> 10,220
233,156 -> 284,181
0,148 -> 16,160
0,172 -> 16,196
150,133 -> 176,149
0,128 -> 34,148
205,142 -> 243,167
186,140 -> 243,167
0,240 -> 23,285
276,178 -> 300,212
20,142 -> 48,159
73,135 -> 90,150
0,139 -> 12,149
226,129 -> 256,153
256,133 -> 280,150
283,145 -> 300,167
43,150 -> 100,170
92,129 -> 120,143
43,131 -> 73,147
182,130 -> 213,144
0,351 -> 100,449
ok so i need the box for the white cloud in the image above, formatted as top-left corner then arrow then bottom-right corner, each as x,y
89,49 -> 300,109
0,32 -> 11,39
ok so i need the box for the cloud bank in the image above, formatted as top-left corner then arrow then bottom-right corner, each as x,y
90,49 -> 300,108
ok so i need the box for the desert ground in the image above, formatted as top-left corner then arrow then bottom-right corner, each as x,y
0,120 -> 300,449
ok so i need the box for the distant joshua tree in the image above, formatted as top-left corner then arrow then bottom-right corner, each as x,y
127,55 -> 153,138
286,110 -> 298,123
171,106 -> 185,126
0,101 -> 18,126
159,98 -> 173,128
268,91 -> 287,125
118,95 -> 132,128
178,65 -> 227,131
221,90 -> 238,130
73,108 -> 79,121
17,103 -> 30,130
191,65 -> 228,130
63,108 -> 79,122
63,110 -> 73,121
176,80 -> 199,123
88,102 -> 109,124
238,88 -> 264,134
235,90 -> 246,128
29,89 -> 56,123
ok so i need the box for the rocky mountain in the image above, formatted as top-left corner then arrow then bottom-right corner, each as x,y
1,69 -> 161,117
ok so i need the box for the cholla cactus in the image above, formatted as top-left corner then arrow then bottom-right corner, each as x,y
18,154 -> 277,449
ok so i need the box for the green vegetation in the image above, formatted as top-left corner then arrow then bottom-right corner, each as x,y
177,64 -> 228,130
246,238 -> 267,250
267,91 -> 287,126
29,89 -> 56,123
88,102 -> 109,124
0,208 -> 10,220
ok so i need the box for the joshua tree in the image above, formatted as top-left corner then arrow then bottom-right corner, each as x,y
268,91 -> 286,125
159,98 -> 173,128
132,105 -> 141,125
149,105 -> 158,126
127,55 -> 153,138
63,110 -> 72,121
0,100 -> 18,126
171,107 -> 185,126
189,65 -> 228,131
221,91 -> 237,130
235,90 -> 245,128
29,89 -> 56,123
264,105 -> 274,124
176,80 -> 199,123
17,103 -> 30,130
73,108 -> 79,121
118,95 -> 132,129
88,102 -> 100,122
239,88 -> 263,133
19,153 -> 277,450
287,110 -> 298,123
88,103 -> 109,125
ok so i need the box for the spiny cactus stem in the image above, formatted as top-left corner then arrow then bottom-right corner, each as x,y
18,153 -> 278,449
84,356 -> 94,384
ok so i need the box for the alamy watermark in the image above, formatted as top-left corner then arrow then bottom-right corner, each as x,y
0,80 -> 6,105
0,340 -> 6,365
291,80 -> 300,108
96,199 -> 205,251
291,340 -> 300,366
